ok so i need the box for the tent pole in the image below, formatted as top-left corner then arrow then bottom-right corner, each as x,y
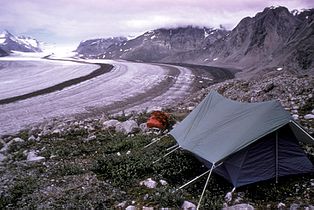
196,163 -> 215,210
275,131 -> 278,184
153,146 -> 180,164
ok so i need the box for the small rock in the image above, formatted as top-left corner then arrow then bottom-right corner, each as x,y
222,204 -> 254,210
0,137 -> 24,153
102,119 -> 120,129
143,207 -> 154,210
27,150 -> 45,162
187,106 -> 195,111
52,129 -> 62,136
289,203 -> 300,210
292,114 -> 299,120
117,152 -> 121,156
116,201 -> 127,208
263,83 -> 275,92
0,153 -> 6,163
181,201 -> 196,210
225,191 -> 233,202
304,114 -> 314,119
126,205 -> 136,210
28,135 -> 36,141
277,202 -> 285,209
139,123 -> 149,133
12,137 -> 24,143
140,178 -> 157,189
115,120 -> 139,134
126,150 -> 131,155
85,135 -> 96,142
159,179 -> 168,186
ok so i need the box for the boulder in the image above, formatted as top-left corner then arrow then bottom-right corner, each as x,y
102,119 -> 120,129
140,178 -> 157,189
181,201 -> 196,210
115,120 -> 139,134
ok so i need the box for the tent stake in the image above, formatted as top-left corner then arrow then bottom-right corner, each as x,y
197,163 -> 215,210
153,146 -> 180,164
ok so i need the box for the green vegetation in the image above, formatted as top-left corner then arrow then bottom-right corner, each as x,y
0,122 -> 313,209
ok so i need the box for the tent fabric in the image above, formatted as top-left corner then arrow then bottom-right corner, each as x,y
170,91 -> 314,187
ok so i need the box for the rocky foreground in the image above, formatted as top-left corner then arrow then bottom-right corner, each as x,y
0,69 -> 313,209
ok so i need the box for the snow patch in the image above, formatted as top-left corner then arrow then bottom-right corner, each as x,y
277,67 -> 283,71
204,29 -> 210,38
150,35 -> 156,39
213,57 -> 218,61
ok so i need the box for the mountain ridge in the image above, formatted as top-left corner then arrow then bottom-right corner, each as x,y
76,6 -> 314,76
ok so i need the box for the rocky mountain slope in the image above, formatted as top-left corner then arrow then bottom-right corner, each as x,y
75,37 -> 127,58
79,26 -> 228,62
76,6 -> 313,75
0,47 -> 8,57
174,6 -> 314,75
0,30 -> 42,54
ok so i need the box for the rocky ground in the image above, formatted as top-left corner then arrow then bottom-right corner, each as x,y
0,69 -> 313,209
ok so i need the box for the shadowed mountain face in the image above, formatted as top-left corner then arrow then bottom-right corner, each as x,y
0,30 -> 42,53
76,6 -> 313,74
0,47 -> 8,57
75,37 -> 127,57
80,26 -> 228,62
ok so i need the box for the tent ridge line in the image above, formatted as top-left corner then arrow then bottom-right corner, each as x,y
290,120 -> 314,141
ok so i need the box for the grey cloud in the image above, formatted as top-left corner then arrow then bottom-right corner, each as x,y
0,0 -> 312,45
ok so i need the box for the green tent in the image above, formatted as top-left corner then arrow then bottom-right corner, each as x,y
170,91 -> 314,187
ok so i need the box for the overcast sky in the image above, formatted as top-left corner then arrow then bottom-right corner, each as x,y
0,0 -> 313,47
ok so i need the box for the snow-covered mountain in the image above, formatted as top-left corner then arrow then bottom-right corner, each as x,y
0,30 -> 42,54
